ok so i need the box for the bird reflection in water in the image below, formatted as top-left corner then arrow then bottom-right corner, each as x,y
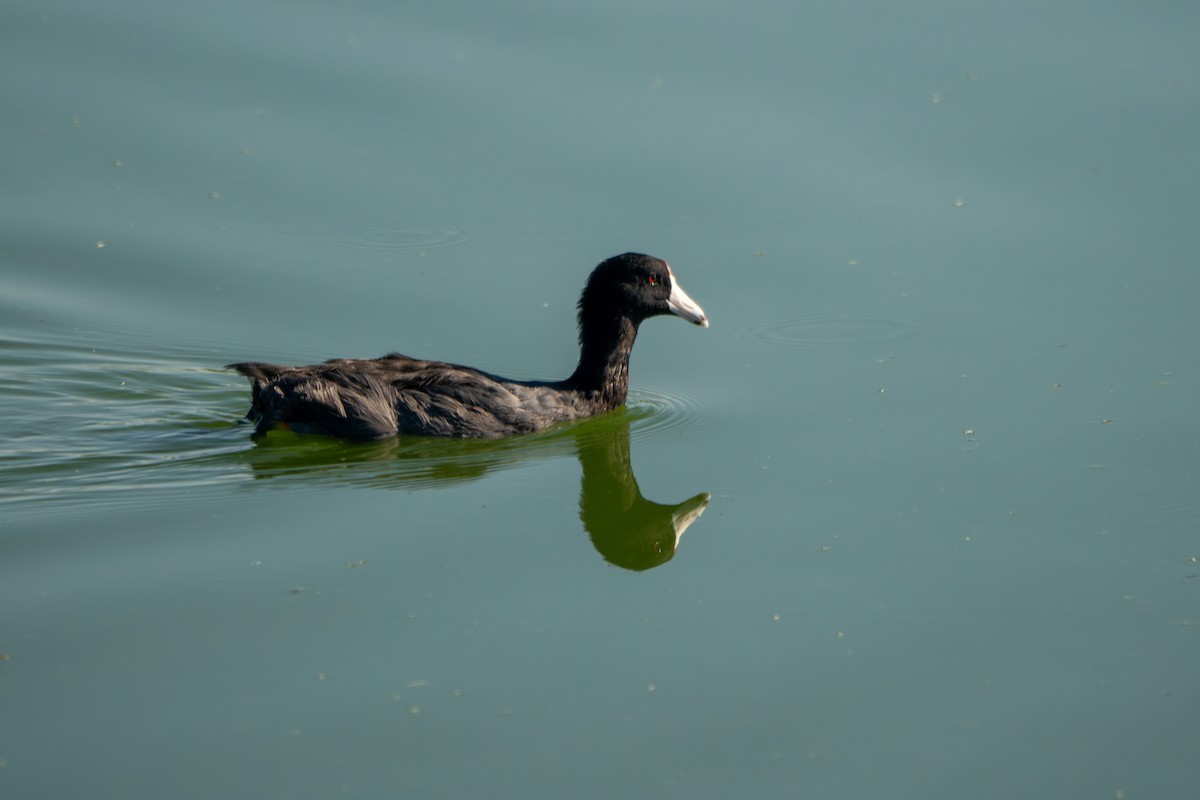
238,411 -> 709,571
574,420 -> 709,570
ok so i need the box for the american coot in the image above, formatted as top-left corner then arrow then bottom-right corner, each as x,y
228,252 -> 708,440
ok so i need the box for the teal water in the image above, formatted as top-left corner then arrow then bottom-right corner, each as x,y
3,1 -> 1198,798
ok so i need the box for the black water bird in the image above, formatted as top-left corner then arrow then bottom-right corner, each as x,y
228,253 -> 708,440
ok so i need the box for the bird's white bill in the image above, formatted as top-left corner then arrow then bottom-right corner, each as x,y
672,492 -> 712,551
667,275 -> 709,328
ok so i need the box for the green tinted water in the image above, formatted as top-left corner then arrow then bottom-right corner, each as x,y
2,1 -> 1197,798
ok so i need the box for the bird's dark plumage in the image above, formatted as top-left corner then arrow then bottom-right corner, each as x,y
227,253 -> 708,440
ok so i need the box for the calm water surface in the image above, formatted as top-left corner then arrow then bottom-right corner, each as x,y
2,1 -> 1198,798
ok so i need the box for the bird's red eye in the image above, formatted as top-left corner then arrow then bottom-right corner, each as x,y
647,275 -> 656,285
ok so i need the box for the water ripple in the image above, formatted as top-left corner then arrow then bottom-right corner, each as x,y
323,227 -> 471,251
626,386 -> 712,443
735,315 -> 924,349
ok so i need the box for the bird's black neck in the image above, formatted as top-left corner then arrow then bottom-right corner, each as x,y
567,316 -> 639,409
